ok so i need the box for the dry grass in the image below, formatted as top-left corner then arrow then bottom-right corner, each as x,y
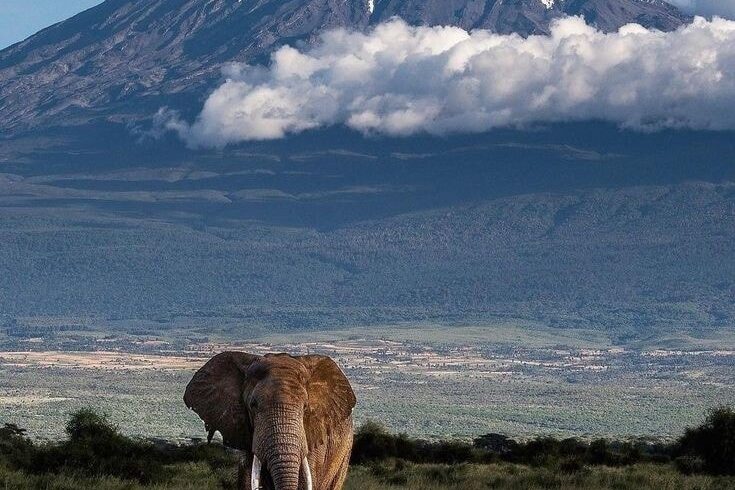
0,351 -> 207,371
0,462 -> 237,489
3,462 -> 733,490
344,462 -> 735,490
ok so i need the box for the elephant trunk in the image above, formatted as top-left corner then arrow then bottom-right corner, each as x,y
268,453 -> 301,490
255,406 -> 308,490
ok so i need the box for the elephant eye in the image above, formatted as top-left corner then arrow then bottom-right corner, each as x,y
249,398 -> 258,410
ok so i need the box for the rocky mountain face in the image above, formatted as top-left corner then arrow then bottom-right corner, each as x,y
0,0 -> 688,134
374,0 -> 685,33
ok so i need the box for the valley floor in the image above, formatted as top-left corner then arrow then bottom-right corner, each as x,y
1,325 -> 734,441
2,326 -> 735,441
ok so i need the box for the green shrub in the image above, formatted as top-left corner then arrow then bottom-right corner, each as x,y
32,410 -> 164,483
351,421 -> 479,465
0,423 -> 35,469
1,406 -> 733,488
677,406 -> 735,475
65,409 -> 119,442
674,456 -> 706,475
353,422 -> 681,471
557,458 -> 585,474
473,433 -> 517,456
0,408 -> 238,485
586,439 -> 611,465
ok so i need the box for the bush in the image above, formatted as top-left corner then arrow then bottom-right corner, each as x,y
351,421 -> 479,465
65,408 -> 119,442
677,406 -> 735,475
0,423 -> 34,469
557,458 -> 585,474
32,409 -> 163,483
0,408 -> 239,486
674,455 -> 706,475
351,421 -> 400,464
473,433 -> 518,455
1,406 -> 732,486
352,421 -> 674,469
586,439 -> 612,465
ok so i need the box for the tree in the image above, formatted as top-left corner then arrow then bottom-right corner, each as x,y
677,406 -> 735,475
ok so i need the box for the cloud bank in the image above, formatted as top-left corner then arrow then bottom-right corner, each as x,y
667,0 -> 735,19
170,17 -> 735,147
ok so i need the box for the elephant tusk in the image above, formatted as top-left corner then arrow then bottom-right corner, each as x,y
251,454 -> 262,490
303,456 -> 313,490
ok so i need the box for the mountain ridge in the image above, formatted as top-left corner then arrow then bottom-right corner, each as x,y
0,0 -> 689,135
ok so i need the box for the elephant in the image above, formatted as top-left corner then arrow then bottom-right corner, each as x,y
184,352 -> 357,490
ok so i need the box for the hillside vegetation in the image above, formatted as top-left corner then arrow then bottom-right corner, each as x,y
2,180 -> 734,340
2,121 -> 735,341
0,407 -> 733,489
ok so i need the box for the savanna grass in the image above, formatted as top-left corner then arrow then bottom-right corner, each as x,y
344,461 -> 735,490
3,462 -> 734,490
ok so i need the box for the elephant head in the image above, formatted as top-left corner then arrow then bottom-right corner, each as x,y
184,352 -> 356,490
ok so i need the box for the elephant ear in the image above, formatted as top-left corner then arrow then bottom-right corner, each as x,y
298,355 -> 356,450
184,351 -> 260,450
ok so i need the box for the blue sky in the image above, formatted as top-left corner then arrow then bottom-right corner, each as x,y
0,0 -> 102,49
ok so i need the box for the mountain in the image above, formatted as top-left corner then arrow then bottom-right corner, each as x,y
1,0 -> 732,345
374,0 -> 686,33
0,0 -> 689,134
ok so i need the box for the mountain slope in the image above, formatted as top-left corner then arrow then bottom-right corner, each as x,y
373,0 -> 686,33
0,0 -> 689,134
0,122 -> 733,339
0,0 -> 371,133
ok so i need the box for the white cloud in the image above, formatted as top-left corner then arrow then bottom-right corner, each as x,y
172,17 -> 735,147
667,0 -> 735,19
